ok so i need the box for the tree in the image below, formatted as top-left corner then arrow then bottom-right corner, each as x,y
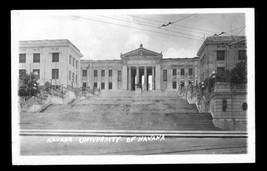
19,71 -> 40,97
230,60 -> 247,84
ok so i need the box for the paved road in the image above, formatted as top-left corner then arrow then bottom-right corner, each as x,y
20,135 -> 247,155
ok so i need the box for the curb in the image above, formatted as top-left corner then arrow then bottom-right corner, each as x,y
20,129 -> 247,138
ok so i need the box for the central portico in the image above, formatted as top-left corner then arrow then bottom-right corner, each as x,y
121,44 -> 162,91
81,44 -> 199,92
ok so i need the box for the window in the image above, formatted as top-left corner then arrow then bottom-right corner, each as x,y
76,61 -> 78,69
94,82 -> 97,89
19,69 -> 26,75
101,82 -> 105,89
217,51 -> 225,61
73,58 -> 75,66
109,82 -> 112,89
33,53 -> 40,63
52,69 -> 59,79
238,50 -> 247,60
19,54 -> 26,63
76,74 -> 77,84
173,69 -> 177,76
101,70 -> 105,77
82,82 -> 87,88
189,68 -> 193,75
180,68 -> 184,75
82,70 -> 87,77
118,70 -> 121,82
173,81 -> 177,89
109,70 -> 112,77
33,69 -> 40,79
94,70 -> 98,77
69,71 -> 71,80
69,55 -> 72,64
217,67 -> 225,74
72,73 -> 74,81
163,70 -> 167,81
52,53 -> 59,62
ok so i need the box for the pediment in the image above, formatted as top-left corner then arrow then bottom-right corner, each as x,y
121,45 -> 162,59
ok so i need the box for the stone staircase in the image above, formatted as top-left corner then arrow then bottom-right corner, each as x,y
31,90 -> 219,131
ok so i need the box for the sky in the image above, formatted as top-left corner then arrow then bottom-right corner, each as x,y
12,9 -> 246,60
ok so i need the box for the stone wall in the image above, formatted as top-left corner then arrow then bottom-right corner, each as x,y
209,82 -> 247,131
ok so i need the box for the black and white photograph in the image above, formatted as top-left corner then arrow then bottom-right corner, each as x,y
11,8 -> 255,164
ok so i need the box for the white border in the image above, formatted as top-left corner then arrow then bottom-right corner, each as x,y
11,8 -> 255,165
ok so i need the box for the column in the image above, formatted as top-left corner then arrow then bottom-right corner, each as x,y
98,69 -> 101,89
105,69 -> 108,90
136,66 -> 139,84
128,66 -> 131,90
122,65 -> 127,90
155,64 -> 161,91
144,66 -> 147,91
152,66 -> 155,90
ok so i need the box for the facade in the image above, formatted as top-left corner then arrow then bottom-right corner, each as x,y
197,36 -> 246,82
81,44 -> 199,91
19,39 -> 83,88
196,36 -> 247,131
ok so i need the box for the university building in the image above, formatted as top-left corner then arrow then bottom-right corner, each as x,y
80,44 -> 199,91
19,39 -> 83,88
197,36 -> 246,82
18,36 -> 246,92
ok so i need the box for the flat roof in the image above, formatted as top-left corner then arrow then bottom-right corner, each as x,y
19,39 -> 83,56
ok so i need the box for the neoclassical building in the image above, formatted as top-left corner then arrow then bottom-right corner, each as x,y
19,39 -> 83,88
81,44 -> 199,91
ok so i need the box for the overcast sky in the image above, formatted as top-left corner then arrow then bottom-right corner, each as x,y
12,9 -> 246,60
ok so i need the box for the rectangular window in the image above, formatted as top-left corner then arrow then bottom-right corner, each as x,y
33,53 -> 40,63
217,67 -> 225,74
238,50 -> 247,60
73,58 -> 75,66
163,70 -> 167,81
173,69 -> 177,76
72,73 -> 74,81
76,74 -> 77,84
101,70 -> 105,77
19,69 -> 26,75
189,68 -> 193,75
94,82 -> 97,89
52,53 -> 59,62
180,68 -> 185,75
19,54 -> 26,63
109,82 -> 112,89
217,50 -> 225,61
109,70 -> 112,77
94,70 -> 98,77
76,61 -> 78,69
69,55 -> 72,64
82,70 -> 87,77
52,69 -> 59,79
118,70 -> 121,82
33,69 -> 40,79
101,82 -> 105,89
69,71 -> 71,80
173,81 -> 177,89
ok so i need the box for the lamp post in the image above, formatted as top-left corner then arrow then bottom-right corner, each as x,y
211,71 -> 216,91
50,77 -> 53,97
195,75 -> 198,87
61,83 -> 64,99
71,77 -> 74,91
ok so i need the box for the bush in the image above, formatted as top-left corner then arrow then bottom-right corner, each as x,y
230,60 -> 247,84
19,72 -> 40,97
